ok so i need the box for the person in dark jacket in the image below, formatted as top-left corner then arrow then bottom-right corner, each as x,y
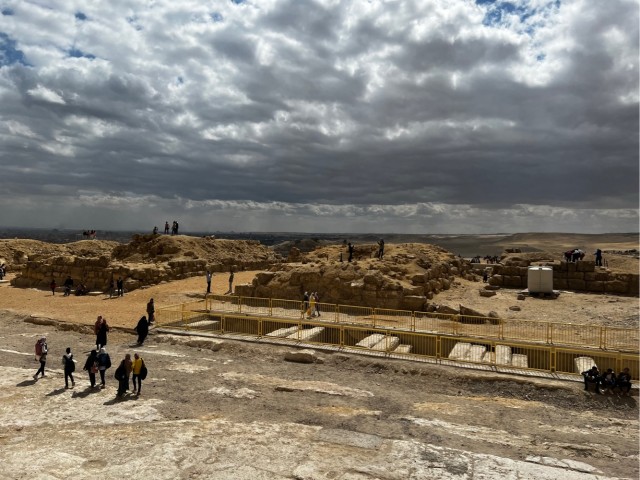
96,317 -> 110,350
97,347 -> 111,388
62,347 -> 75,389
33,337 -> 48,379
83,349 -> 99,388
146,298 -> 155,324
115,354 -> 133,397
135,316 -> 149,345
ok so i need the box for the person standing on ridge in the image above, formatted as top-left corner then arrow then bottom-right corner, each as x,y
164,221 -> 170,234
206,270 -> 212,295
348,242 -> 354,262
226,270 -> 234,295
147,298 -> 155,324
377,239 -> 385,260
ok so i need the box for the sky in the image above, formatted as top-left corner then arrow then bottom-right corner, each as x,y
0,0 -> 638,234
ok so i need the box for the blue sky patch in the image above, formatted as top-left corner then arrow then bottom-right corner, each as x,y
230,0 -> 245,4
211,12 -> 223,22
67,48 -> 95,60
1,7 -> 14,15
480,0 -> 561,29
0,32 -> 29,66
75,12 -> 87,21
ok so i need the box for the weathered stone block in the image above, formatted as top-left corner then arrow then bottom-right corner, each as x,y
604,280 -> 628,294
567,279 -> 586,290
585,281 -> 604,293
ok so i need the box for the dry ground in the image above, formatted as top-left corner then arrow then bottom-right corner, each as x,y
0,271 -> 638,478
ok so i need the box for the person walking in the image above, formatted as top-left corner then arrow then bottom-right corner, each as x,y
308,292 -> 316,319
62,347 -> 76,389
83,349 -> 99,388
116,277 -> 124,297
115,354 -> 133,397
97,347 -> 111,388
135,316 -> 149,345
206,270 -> 212,295
147,298 -> 155,324
50,279 -> 57,295
313,292 -> 321,317
131,353 -> 146,396
226,270 -> 234,295
96,317 -> 110,351
33,337 -> 48,379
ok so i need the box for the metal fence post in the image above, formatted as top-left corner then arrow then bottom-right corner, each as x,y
550,347 -> 556,373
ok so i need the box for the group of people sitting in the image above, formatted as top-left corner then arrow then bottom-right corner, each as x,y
582,366 -> 633,395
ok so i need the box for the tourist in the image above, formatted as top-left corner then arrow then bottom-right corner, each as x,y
152,226 -> 159,235
308,292 -> 316,319
117,277 -> 124,297
314,292 -> 321,317
33,337 -> 48,379
302,291 -> 309,317
135,316 -> 149,345
206,270 -> 212,294
62,347 -> 75,389
599,368 -> 617,394
96,317 -> 110,351
482,269 -> 488,283
226,270 -> 234,295
348,242 -> 354,262
50,278 -> 57,295
377,239 -> 385,259
108,278 -> 115,298
63,276 -> 74,296
582,366 -> 601,393
83,349 -> 99,388
164,221 -> 170,234
617,368 -> 632,395
115,354 -> 133,397
594,248 -> 603,267
97,347 -> 111,388
131,353 -> 146,396
147,298 -> 155,324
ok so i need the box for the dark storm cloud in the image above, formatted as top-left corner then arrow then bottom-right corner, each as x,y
0,0 -> 637,233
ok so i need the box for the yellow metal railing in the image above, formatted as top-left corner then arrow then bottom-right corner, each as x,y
160,295 -> 639,353
155,312 -> 640,381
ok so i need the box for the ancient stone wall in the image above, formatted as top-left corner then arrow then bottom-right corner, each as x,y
488,261 -> 639,295
234,257 -> 473,311
11,257 -> 271,292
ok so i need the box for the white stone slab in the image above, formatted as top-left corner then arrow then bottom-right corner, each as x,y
266,326 -> 301,338
574,356 -> 596,374
495,345 -> 513,365
394,344 -> 412,354
188,320 -> 219,329
511,354 -> 528,368
371,336 -> 400,352
356,334 -> 386,348
287,327 -> 324,341
448,342 -> 471,360
468,345 -> 487,362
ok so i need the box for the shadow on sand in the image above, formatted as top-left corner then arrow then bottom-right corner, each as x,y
71,386 -> 101,399
16,378 -> 38,387
103,393 -> 138,405
46,387 -> 67,396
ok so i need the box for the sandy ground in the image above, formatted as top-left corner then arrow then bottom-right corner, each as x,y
0,271 -> 638,478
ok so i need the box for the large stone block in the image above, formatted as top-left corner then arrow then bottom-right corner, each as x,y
401,295 -> 426,311
488,275 -> 503,286
554,279 -> 568,289
585,281 -> 604,293
604,280 -> 628,294
576,261 -> 595,272
567,272 -> 584,280
567,279 -> 586,290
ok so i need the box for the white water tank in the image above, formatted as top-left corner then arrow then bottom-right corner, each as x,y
527,267 -> 553,293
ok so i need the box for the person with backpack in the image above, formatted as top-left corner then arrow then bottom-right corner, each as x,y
33,337 -> 48,379
62,347 -> 75,389
131,353 -> 147,396
83,350 -> 99,388
97,347 -> 111,388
